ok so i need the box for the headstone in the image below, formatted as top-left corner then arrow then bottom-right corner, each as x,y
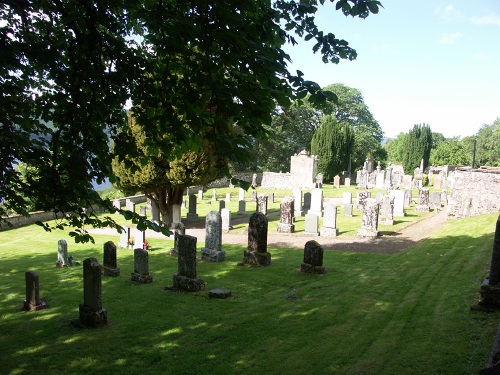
131,248 -> 153,283
221,208 -> 232,232
112,199 -> 121,211
416,188 -> 430,212
269,192 -> 275,204
151,203 -> 160,224
78,258 -> 107,327
366,156 -> 374,174
300,240 -> 325,274
172,234 -> 205,292
303,192 -> 311,210
357,191 -> 371,209
56,239 -> 69,267
414,167 -> 423,188
103,241 -> 120,277
118,225 -> 130,249
134,227 -> 146,250
390,190 -> 406,217
225,193 -> 231,202
344,203 -> 353,217
172,204 -> 181,224
441,190 -> 448,205
251,189 -> 257,202
358,169 -> 368,189
308,188 -> 323,217
125,199 -> 135,213
375,172 -> 385,189
404,189 -> 412,208
239,188 -> 245,201
198,189 -> 204,200
378,195 -> 394,225
212,189 -> 217,201
480,216 -> 500,307
433,174 -> 442,189
237,200 -> 246,215
385,164 -> 393,188
344,177 -> 351,186
23,271 -> 47,311
357,198 -> 380,237
219,200 -> 225,211
187,194 -> 198,219
242,212 -> 271,266
139,205 -> 147,217
292,188 -> 303,217
430,191 -> 442,210
277,197 -> 295,233
375,192 -> 384,201
304,213 -> 319,236
251,173 -> 258,188
316,173 -> 323,188
320,204 -> 339,237
256,194 -> 268,215
333,175 -> 341,189
342,192 -> 352,205
201,211 -> 226,262
403,175 -> 413,190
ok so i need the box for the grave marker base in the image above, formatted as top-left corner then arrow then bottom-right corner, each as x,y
77,304 -> 108,328
103,267 -> 121,277
23,300 -> 47,311
357,228 -> 380,237
201,248 -> 226,262
242,250 -> 271,266
300,263 -> 325,274
172,274 -> 205,292
131,272 -> 153,284
277,223 -> 295,233
320,227 -> 339,237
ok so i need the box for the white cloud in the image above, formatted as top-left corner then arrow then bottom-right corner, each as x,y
470,13 -> 500,26
439,32 -> 462,44
434,5 -> 461,21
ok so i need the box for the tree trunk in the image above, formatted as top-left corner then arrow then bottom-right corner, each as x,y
151,187 -> 185,228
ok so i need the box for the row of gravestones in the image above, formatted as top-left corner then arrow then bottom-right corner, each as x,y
22,212 -> 328,329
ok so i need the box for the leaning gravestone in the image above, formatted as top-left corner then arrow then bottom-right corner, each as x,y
103,241 -> 120,277
172,234 -> 205,292
23,271 -> 47,311
201,211 -> 225,262
78,258 -> 107,327
277,197 -> 294,233
300,240 -> 325,274
378,195 -> 394,225
304,213 -> 319,236
242,212 -> 271,266
357,198 -> 380,237
480,215 -> 500,307
131,248 -> 153,283
320,204 -> 339,237
416,188 -> 430,212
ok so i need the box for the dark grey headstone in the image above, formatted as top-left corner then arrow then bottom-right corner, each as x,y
248,212 -> 268,253
300,240 -> 325,274
78,258 -> 107,327
24,271 -> 47,311
277,197 -> 295,233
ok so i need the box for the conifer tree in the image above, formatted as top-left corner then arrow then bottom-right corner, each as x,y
402,124 -> 433,174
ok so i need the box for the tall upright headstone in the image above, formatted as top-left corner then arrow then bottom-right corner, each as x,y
187,194 -> 199,219
242,212 -> 271,266
416,188 -> 430,212
303,192 -> 311,210
378,195 -> 395,225
151,203 -> 160,224
342,192 -> 352,205
308,188 -> 323,217
131,248 -> 153,283
103,241 -> 120,277
300,240 -> 325,274
277,197 -> 295,233
292,188 -> 303,217
118,225 -> 130,248
78,258 -> 107,327
237,199 -> 246,215
239,188 -> 245,202
390,190 -> 406,217
218,200 -> 225,211
172,234 -> 205,292
23,271 -> 47,311
221,208 -> 232,232
358,169 -> 368,189
251,189 -> 258,202
320,204 -> 339,236
172,204 -> 182,225
198,189 -> 204,200
385,163 -> 393,188
212,189 -> 217,201
333,175 -> 341,189
269,192 -> 275,204
256,194 -> 268,215
134,227 -> 146,250
225,193 -> 231,202
357,198 -> 380,237
56,239 -> 69,267
201,211 -> 225,262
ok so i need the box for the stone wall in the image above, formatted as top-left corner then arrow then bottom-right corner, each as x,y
0,211 -> 56,231
447,167 -> 500,218
260,172 -> 292,190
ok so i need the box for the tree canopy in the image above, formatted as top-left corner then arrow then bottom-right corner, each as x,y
1,0 -> 382,241
402,124 -> 433,174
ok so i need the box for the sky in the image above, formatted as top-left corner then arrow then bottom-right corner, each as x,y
283,0 -> 500,139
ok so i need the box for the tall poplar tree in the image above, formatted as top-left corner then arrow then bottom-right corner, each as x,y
310,116 -> 354,181
402,124 -> 433,174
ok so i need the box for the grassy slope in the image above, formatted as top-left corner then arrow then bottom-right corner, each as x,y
0,212 -> 498,375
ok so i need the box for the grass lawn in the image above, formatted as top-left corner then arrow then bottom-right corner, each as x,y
1,211 -> 498,374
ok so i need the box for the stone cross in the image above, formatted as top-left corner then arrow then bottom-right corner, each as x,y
131,248 -> 153,283
301,240 -> 325,274
23,271 -> 47,311
78,258 -> 107,327
201,211 -> 225,262
243,212 -> 271,266
320,204 -> 339,236
187,194 -> 198,219
173,234 -> 205,292
277,196 -> 295,233
103,241 -> 120,277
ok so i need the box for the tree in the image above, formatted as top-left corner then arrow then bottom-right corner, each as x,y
474,118 -> 500,167
112,115 -> 226,227
255,103 -> 320,172
1,0 -> 382,241
402,124 -> 433,174
384,132 -> 407,165
320,83 -> 384,171
429,137 -> 471,166
310,116 -> 354,182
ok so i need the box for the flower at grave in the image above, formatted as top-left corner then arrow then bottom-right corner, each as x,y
127,238 -> 134,246
143,240 -> 149,250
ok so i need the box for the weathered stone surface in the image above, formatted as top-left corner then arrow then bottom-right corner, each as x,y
256,194 -> 268,215
308,188 -> 323,217
292,188 -> 303,217
300,240 -> 325,274
277,197 -> 295,233
24,271 -> 47,311
173,234 -> 205,291
320,204 -> 338,237
378,195 -> 394,226
390,190 -> 406,217
304,213 -> 319,236
131,248 -> 152,283
357,191 -> 371,209
237,200 -> 246,215
103,241 -> 120,277
187,194 -> 198,219
209,289 -> 232,299
416,188 -> 430,212
201,211 -> 224,262
344,203 -> 353,217
357,198 -> 380,237
243,212 -> 270,266
79,258 -> 107,327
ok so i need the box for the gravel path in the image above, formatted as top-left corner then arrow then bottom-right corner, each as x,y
89,208 -> 449,254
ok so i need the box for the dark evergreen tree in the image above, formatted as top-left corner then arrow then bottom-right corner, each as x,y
402,124 -> 433,174
310,116 -> 354,182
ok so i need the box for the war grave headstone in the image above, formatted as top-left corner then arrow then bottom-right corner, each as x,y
304,213 -> 319,236
480,216 -> 500,307
221,208 -> 232,232
416,188 -> 430,212
201,211 -> 226,262
320,204 -> 339,237
292,188 -> 303,217
102,241 -> 120,277
378,195 -> 394,225
187,194 -> 199,219
172,234 -> 205,292
256,194 -> 268,215
242,212 -> 271,266
56,239 -> 78,267
308,188 -> 323,217
77,258 -> 107,328
300,240 -> 325,274
357,198 -> 380,237
23,271 -> 47,311
390,190 -> 406,217
131,248 -> 153,283
219,200 -> 226,211
277,197 -> 295,233
333,175 -> 341,189
303,192 -> 311,210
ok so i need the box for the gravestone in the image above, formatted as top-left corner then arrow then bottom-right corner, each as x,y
118,226 -> 130,248
169,222 -> 186,256
403,175 -> 413,190
342,192 -> 352,205
172,204 -> 182,225
390,190 -> 406,217
320,204 -> 339,236
269,192 -> 275,204
300,240 -> 325,274
303,192 -> 311,210
433,174 -> 442,189
239,188 -> 245,201
304,213 -> 319,236
219,200 -> 225,211
151,203 -> 160,224
344,177 -> 351,186
430,191 -> 442,210
441,190 -> 448,205
375,172 -> 385,189
333,175 -> 341,189
242,212 -> 271,266
125,199 -> 135,213
385,163 -> 393,188
198,189 -> 203,200
277,197 -> 295,233
480,216 -> 500,307
212,189 -> 217,201
378,195 -> 394,225
316,173 -> 323,188
172,234 -> 205,292
251,189 -> 258,202
201,211 -> 226,262
221,208 -> 232,232
103,241 -> 120,277
358,169 -> 368,189
237,200 -> 246,215
344,203 -> 353,217
292,188 -> 303,217
56,239 -> 78,267
251,173 -> 258,188
23,271 -> 47,311
187,194 -> 199,219
404,189 -> 412,208
225,193 -> 231,202
256,194 -> 268,215
78,258 -> 107,327
112,199 -> 121,211
131,248 -> 153,283
308,188 -> 323,217
139,205 -> 147,218
357,191 -> 371,209
416,188 -> 430,212
414,167 -> 423,188
134,227 -> 146,250
357,198 -> 380,237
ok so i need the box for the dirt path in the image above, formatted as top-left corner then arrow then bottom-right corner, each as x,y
89,209 -> 449,254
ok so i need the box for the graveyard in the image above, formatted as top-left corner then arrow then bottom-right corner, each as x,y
1,184 -> 500,374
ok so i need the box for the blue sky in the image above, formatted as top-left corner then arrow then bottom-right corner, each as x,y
283,0 -> 500,139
